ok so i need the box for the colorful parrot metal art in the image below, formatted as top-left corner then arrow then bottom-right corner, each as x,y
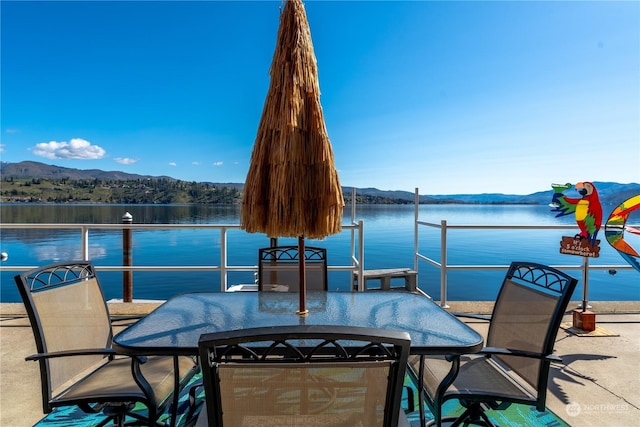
604,194 -> 640,273
551,182 -> 603,247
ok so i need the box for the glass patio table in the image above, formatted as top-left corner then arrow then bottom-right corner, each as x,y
112,291 -> 483,356
113,291 -> 483,426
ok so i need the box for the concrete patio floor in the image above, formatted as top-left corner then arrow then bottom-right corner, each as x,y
1,300 -> 638,426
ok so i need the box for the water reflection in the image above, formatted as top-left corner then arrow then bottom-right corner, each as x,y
0,203 -> 243,224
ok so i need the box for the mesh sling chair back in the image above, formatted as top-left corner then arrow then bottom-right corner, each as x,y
411,261 -> 578,427
258,246 -> 328,292
194,325 -> 411,427
15,261 -> 198,427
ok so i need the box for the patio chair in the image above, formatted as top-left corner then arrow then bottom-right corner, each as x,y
410,261 -> 578,427
194,325 -> 411,427
258,245 -> 328,291
14,261 -> 199,427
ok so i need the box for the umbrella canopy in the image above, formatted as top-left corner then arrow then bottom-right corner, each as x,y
241,0 -> 343,241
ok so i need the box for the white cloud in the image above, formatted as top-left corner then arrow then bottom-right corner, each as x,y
192,161 -> 202,166
114,157 -> 137,165
169,162 -> 177,167
0,144 -> 5,153
5,128 -> 20,134
213,161 -> 223,166
32,138 -> 106,160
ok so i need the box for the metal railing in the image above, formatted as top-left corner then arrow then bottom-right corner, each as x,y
1,217 -> 365,297
5,187 -> 634,303
412,188 -> 637,307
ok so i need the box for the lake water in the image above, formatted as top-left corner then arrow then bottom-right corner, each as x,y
1,204 -> 638,303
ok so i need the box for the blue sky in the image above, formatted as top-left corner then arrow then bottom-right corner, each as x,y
1,0 -> 638,195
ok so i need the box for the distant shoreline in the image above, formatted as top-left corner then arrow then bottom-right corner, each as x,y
1,161 -> 638,205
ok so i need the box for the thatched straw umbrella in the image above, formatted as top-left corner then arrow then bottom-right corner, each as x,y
241,0 -> 343,315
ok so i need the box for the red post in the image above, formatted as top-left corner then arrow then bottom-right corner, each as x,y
122,212 -> 133,302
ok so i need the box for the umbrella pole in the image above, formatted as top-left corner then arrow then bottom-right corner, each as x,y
297,235 -> 308,316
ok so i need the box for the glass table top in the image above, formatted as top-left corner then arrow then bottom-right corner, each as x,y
113,291 -> 484,356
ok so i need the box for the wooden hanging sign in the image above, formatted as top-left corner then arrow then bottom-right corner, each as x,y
559,236 -> 600,258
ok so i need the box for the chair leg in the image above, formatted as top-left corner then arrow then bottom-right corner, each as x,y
100,402 -> 162,427
101,403 -> 134,427
95,418 -> 119,427
444,402 -> 497,427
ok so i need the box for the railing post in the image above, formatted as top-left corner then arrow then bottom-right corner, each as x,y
414,188 -> 419,280
440,220 -> 449,308
81,226 -> 89,261
220,227 -> 227,292
357,220 -> 364,291
122,212 -> 133,302
350,188 -> 359,291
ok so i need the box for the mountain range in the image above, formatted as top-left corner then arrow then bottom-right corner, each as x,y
2,161 -> 638,205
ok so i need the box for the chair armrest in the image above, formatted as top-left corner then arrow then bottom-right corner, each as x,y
480,347 -> 562,362
110,315 -> 142,324
451,312 -> 491,321
188,382 -> 204,411
26,348 -> 147,364
403,384 -> 415,413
